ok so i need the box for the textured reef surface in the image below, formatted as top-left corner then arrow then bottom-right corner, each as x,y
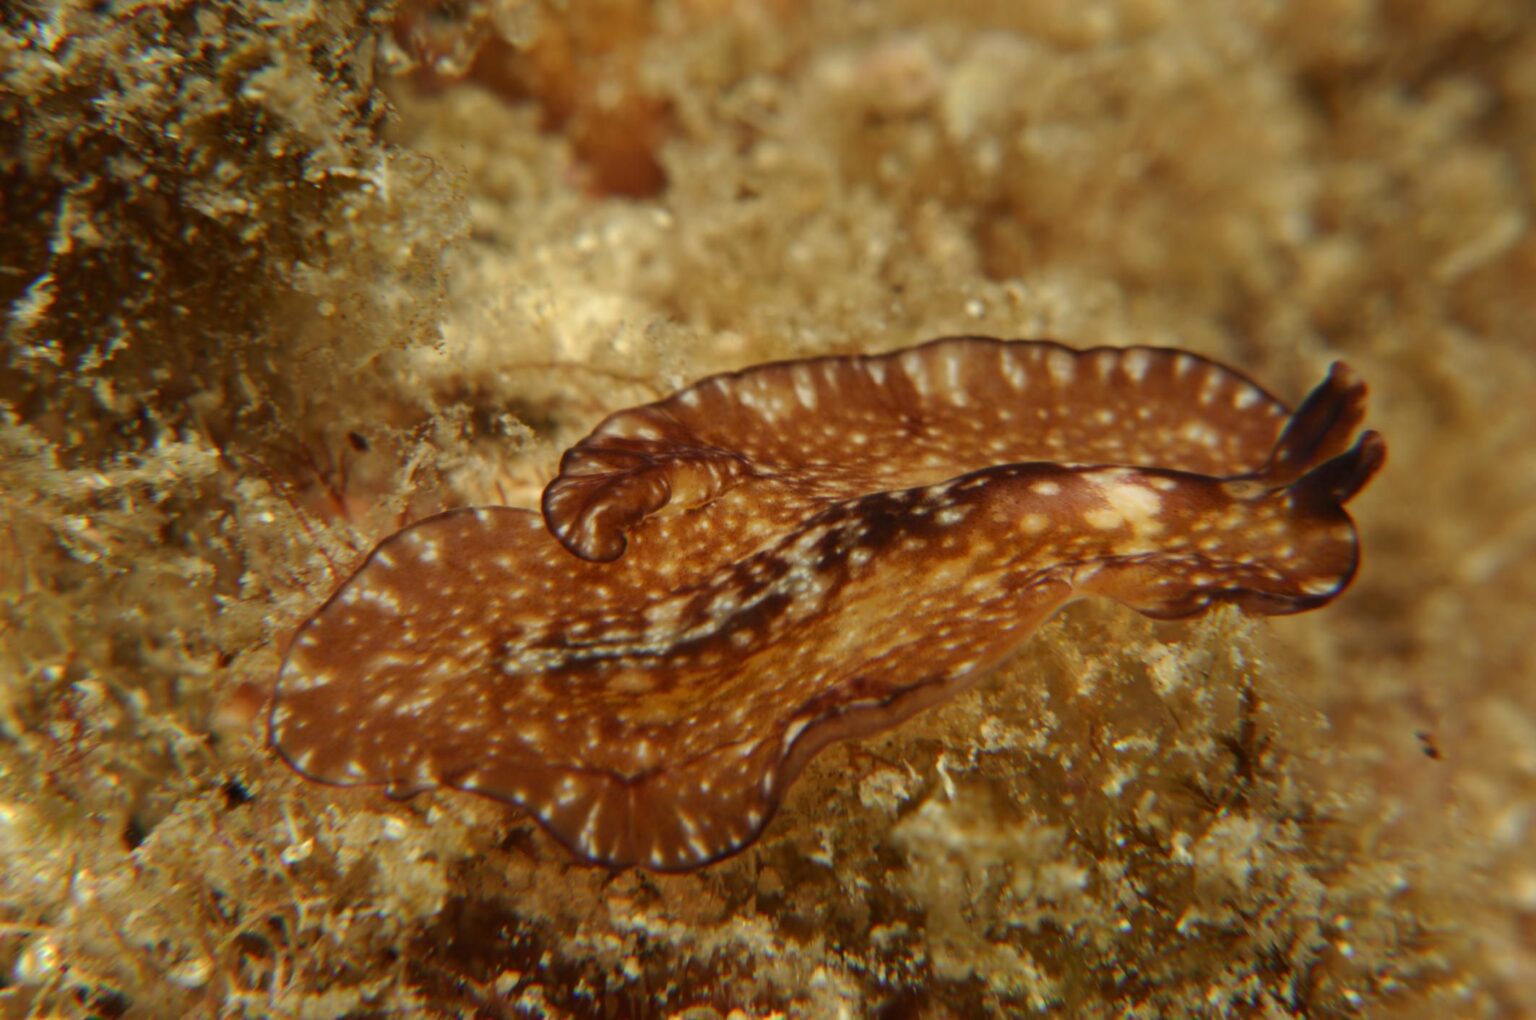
3,1 -> 1534,1017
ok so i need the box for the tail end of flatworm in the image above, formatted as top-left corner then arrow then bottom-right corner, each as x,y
541,455 -> 672,562
544,439 -> 756,562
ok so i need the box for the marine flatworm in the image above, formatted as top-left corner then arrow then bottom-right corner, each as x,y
271,337 -> 1384,872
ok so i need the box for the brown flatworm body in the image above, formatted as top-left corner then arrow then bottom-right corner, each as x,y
271,337 -> 1384,871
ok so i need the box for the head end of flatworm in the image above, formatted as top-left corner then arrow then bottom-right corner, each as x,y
1250,363 -> 1385,601
1066,359 -> 1384,621
1227,395 -> 1385,612
1238,366 -> 1385,607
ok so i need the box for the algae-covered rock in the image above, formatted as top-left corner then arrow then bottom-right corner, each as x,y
1,0 -> 458,465
3,1 -> 1533,1016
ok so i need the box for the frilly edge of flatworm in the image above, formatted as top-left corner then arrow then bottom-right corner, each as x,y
542,336 -> 1296,563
